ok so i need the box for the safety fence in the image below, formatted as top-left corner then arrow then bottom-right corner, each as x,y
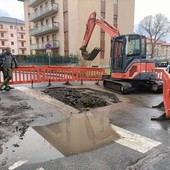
0,66 -> 41,85
161,69 -> 170,118
154,68 -> 170,118
0,65 -> 105,85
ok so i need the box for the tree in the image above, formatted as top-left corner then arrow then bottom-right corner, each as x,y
138,13 -> 170,58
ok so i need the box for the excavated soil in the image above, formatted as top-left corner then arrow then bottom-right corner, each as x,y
44,87 -> 120,112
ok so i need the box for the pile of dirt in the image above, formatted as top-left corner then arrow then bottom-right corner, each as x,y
44,87 -> 119,112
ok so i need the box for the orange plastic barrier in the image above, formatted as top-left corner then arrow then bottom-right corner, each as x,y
162,69 -> 170,118
10,66 -> 41,84
155,68 -> 164,81
41,65 -> 76,82
75,67 -> 105,81
0,66 -> 106,85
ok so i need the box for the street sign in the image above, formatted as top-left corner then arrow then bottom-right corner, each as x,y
45,42 -> 52,49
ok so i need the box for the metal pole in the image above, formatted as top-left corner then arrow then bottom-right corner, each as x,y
48,50 -> 51,66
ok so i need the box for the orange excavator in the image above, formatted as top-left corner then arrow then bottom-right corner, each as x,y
80,12 -> 163,94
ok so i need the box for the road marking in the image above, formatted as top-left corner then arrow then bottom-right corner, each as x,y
111,125 -> 161,153
36,167 -> 45,170
8,160 -> 28,170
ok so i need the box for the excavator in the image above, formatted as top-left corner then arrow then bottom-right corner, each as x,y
80,12 -> 163,94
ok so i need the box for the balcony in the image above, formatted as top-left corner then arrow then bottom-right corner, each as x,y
28,0 -> 44,8
0,27 -> 8,32
30,40 -> 60,50
18,38 -> 26,41
30,22 -> 59,36
29,3 -> 58,22
18,46 -> 26,49
0,36 -> 8,40
0,44 -> 8,48
17,30 -> 25,33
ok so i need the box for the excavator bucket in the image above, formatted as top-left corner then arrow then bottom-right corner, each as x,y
81,47 -> 101,61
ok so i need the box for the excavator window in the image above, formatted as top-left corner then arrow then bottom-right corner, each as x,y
111,37 -> 124,72
125,35 -> 141,56
141,36 -> 146,58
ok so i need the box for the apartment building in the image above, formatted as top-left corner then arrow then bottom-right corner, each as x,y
18,0 -> 135,66
0,17 -> 26,55
146,38 -> 170,60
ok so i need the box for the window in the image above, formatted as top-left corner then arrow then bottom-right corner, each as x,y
1,41 -> 5,46
12,49 -> 15,53
35,23 -> 38,28
46,36 -> 49,41
51,0 -> 55,4
41,37 -> 44,42
36,38 -> 39,43
46,19 -> 49,24
20,27 -> 24,31
21,42 -> 24,46
45,2 -> 48,6
0,24 -> 3,29
125,35 -> 141,56
41,20 -> 44,26
52,34 -> 56,41
1,33 -> 4,37
10,25 -> 13,29
52,16 -> 56,23
22,50 -> 25,54
11,41 -> 14,45
11,33 -> 13,37
40,5 -> 43,10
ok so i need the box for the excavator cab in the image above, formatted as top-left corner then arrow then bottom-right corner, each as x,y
110,34 -> 146,73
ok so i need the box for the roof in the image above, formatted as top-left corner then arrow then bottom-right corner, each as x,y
0,17 -> 24,25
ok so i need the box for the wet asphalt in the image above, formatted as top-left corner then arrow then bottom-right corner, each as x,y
0,82 -> 170,170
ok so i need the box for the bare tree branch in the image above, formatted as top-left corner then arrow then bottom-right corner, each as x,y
137,13 -> 170,58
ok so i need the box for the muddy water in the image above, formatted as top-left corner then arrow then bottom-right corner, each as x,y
0,113 -> 120,167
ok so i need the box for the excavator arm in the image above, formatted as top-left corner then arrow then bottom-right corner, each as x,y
80,11 -> 120,61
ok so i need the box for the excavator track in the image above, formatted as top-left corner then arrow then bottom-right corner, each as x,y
103,79 -> 163,94
103,79 -> 133,94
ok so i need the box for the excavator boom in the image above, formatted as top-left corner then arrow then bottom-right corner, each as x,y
80,12 -> 119,60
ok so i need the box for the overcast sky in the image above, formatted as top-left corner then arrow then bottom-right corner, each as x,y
0,0 -> 170,24
0,0 -> 24,20
135,0 -> 170,24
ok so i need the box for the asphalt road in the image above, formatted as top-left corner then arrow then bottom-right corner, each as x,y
0,82 -> 170,170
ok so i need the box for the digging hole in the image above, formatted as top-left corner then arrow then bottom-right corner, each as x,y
44,87 -> 120,112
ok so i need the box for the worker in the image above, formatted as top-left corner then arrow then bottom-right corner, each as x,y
166,61 -> 170,74
0,47 -> 18,91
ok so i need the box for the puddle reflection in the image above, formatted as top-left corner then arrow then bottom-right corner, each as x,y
0,113 -> 120,166
34,113 -> 120,156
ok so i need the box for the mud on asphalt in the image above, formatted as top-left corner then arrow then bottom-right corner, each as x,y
0,94 -> 34,143
0,86 -> 119,144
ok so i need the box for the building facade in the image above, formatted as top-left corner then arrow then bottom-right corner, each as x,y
0,17 -> 26,55
19,0 -> 135,66
146,38 -> 170,61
